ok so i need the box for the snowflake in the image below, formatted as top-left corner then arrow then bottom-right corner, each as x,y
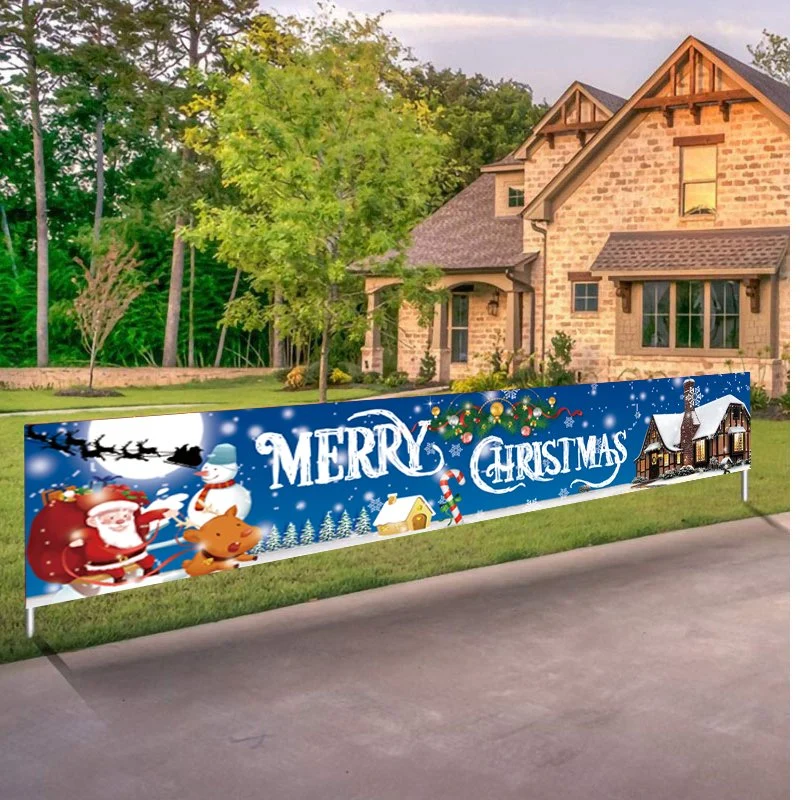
559,488 -> 570,498
449,443 -> 462,458
563,416 -> 575,429
437,496 -> 447,506
525,498 -> 538,506
634,409 -> 642,420
368,497 -> 383,512
591,383 -> 598,394
689,386 -> 704,408
424,442 -> 437,456
503,389 -> 518,400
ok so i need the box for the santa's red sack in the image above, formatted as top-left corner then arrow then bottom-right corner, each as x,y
27,500 -> 90,584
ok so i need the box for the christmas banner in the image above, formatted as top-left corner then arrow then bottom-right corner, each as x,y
24,373 -> 751,609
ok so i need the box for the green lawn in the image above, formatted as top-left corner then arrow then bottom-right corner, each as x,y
0,377 -> 789,664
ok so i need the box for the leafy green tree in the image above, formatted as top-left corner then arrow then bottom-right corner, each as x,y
398,64 -> 548,202
748,30 -> 789,84
192,13 -> 447,400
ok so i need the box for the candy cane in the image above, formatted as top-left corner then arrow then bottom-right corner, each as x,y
439,469 -> 466,524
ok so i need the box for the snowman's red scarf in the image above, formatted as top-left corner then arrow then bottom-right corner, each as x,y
193,479 -> 237,512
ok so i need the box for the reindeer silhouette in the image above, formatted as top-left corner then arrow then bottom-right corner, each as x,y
26,426 -> 50,444
44,434 -> 73,454
64,430 -> 87,449
136,440 -> 160,458
90,435 -> 118,460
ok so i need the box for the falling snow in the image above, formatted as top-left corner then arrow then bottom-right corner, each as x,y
689,385 -> 704,407
368,497 -> 383,512
563,416 -> 575,428
503,389 -> 518,400
559,488 -> 569,498
449,443 -> 463,457
424,442 -> 437,456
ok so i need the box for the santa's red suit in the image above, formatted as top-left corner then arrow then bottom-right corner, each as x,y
27,485 -> 172,585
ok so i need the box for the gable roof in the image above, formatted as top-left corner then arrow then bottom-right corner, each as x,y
374,495 -> 434,526
590,227 -> 789,275
650,394 -> 749,453
377,173 -> 533,272
523,36 -> 790,221
512,80 -> 626,159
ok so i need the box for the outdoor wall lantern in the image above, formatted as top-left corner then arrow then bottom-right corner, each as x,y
487,289 -> 500,317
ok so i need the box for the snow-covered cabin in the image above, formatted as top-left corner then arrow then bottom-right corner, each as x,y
635,379 -> 750,482
373,493 -> 434,536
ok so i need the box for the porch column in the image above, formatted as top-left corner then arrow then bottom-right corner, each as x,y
432,300 -> 450,384
361,290 -> 383,374
505,290 -> 523,372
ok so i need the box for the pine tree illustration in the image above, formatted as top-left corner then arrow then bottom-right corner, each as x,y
266,525 -> 281,551
282,522 -> 299,549
336,509 -> 353,539
318,511 -> 336,542
355,507 -> 372,535
301,519 -> 315,546
248,535 -> 269,556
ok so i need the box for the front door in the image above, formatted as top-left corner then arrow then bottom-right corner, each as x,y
411,513 -> 428,530
649,453 -> 660,480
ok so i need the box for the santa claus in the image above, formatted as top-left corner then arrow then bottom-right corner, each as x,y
27,484 -> 179,587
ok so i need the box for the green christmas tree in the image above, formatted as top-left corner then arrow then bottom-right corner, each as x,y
336,509 -> 353,538
355,507 -> 372,536
319,512 -> 336,542
249,534 -> 269,556
301,519 -> 315,546
282,522 -> 299,548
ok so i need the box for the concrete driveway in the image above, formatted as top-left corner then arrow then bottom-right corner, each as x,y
0,514 -> 788,800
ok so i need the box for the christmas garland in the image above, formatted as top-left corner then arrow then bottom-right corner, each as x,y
429,395 -> 582,444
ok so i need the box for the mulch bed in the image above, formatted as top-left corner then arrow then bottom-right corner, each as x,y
54,387 -> 124,398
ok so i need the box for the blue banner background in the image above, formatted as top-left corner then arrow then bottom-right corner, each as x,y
24,372 -> 751,606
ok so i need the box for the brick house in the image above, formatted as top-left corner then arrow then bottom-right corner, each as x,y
634,378 -> 751,482
359,37 -> 790,393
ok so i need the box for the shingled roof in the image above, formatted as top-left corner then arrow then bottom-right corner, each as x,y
590,227 -> 790,274
393,173 -> 532,271
576,82 -> 626,114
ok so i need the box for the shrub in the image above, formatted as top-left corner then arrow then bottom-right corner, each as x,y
273,367 -> 292,383
329,368 -> 352,385
508,359 -> 543,389
662,469 -> 677,480
362,371 -> 381,384
708,456 -> 720,470
306,361 -> 321,386
632,476 -> 647,485
416,350 -> 437,385
545,330 -> 576,386
750,382 -> 769,411
677,465 -> 696,477
284,366 -> 306,390
337,361 -> 363,383
451,371 -> 509,393
383,371 -> 409,388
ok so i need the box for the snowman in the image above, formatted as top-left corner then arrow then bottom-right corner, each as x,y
187,443 -> 252,528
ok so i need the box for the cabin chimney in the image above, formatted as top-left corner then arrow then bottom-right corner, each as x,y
387,493 -> 397,505
680,379 -> 699,464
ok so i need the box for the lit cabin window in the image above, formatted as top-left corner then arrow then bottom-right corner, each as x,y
681,145 -> 717,216
695,439 -> 706,462
508,187 -> 525,208
732,432 -> 744,452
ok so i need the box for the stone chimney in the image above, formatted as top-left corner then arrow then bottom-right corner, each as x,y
387,493 -> 397,505
679,379 -> 699,464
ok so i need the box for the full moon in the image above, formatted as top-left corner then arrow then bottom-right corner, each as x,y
86,413 -> 205,480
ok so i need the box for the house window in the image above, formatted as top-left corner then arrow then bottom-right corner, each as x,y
681,145 -> 717,216
676,281 -> 704,348
451,294 -> 469,363
508,187 -> 525,208
732,432 -> 745,452
695,439 -> 706,462
676,452 -> 682,465
710,281 -> 739,349
732,405 -> 740,423
573,282 -> 599,312
642,281 -> 670,347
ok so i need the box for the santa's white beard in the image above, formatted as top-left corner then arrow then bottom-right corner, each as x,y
95,521 -> 144,549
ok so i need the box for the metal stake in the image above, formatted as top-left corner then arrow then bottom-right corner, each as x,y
742,469 -> 749,503
25,607 -> 35,639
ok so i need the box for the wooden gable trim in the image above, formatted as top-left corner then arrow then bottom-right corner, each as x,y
673,133 -> 725,146
522,35 -> 789,222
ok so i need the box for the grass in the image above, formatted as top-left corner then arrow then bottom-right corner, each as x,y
0,377 -> 789,664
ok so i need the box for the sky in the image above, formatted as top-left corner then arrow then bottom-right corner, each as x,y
262,0 -> 789,103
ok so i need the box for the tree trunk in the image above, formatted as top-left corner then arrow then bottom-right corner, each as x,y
28,49 -> 49,367
88,329 -> 99,390
0,204 -> 16,278
187,241 -> 196,367
91,110 -> 105,267
319,308 -> 331,403
162,213 -> 186,366
214,268 -> 241,368
271,287 -> 285,368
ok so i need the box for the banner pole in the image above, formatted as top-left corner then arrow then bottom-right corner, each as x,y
25,608 -> 35,639
742,469 -> 749,503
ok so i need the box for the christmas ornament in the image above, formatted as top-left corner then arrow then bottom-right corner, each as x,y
548,396 -> 556,408
439,469 -> 466,525
533,407 -> 542,418
431,406 -> 441,417
461,432 -> 473,444
521,426 -> 531,437
448,415 -> 460,427
490,401 -> 504,418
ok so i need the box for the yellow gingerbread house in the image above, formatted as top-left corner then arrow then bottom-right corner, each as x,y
374,493 -> 434,536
